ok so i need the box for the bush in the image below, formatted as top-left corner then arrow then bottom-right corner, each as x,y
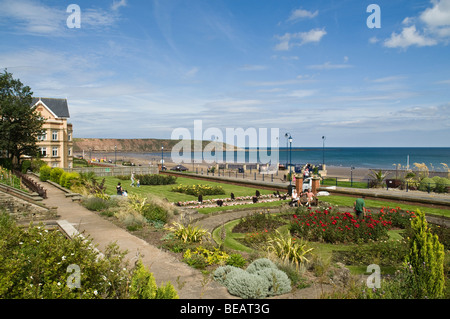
168,221 -> 210,243
213,258 -> 291,299
226,254 -> 247,268
405,209 -> 445,298
0,212 -> 133,299
142,203 -> 168,223
418,177 -> 436,192
434,177 -> 450,193
171,184 -> 225,196
50,167 -> 64,183
39,165 -> 51,182
136,174 -> 177,185
226,270 -> 269,299
59,172 -> 80,189
81,196 -> 111,212
130,260 -> 178,299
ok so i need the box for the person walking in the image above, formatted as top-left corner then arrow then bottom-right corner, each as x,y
130,172 -> 135,187
353,196 -> 366,219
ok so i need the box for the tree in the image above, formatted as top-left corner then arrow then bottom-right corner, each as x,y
405,209 -> 445,298
0,69 -> 44,169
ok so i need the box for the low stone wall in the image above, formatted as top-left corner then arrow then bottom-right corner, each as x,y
0,186 -> 57,223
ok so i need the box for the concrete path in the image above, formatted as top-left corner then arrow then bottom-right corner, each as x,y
32,177 -> 233,299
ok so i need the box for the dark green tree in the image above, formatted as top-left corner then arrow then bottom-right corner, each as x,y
0,69 -> 44,169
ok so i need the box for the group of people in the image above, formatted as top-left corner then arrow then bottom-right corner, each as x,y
116,173 -> 141,197
290,188 -> 317,207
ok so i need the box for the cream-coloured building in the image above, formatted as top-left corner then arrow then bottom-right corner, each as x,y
32,98 -> 73,168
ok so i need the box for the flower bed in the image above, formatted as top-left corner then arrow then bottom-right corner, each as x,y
174,194 -> 286,209
289,206 -> 415,244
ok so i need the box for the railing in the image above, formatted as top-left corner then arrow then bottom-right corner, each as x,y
322,177 -> 449,194
12,170 -> 47,199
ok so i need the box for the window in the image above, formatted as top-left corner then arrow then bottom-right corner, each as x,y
52,147 -> 58,157
52,131 -> 58,141
38,132 -> 47,141
68,132 -> 72,141
68,148 -> 72,156
40,147 -> 47,157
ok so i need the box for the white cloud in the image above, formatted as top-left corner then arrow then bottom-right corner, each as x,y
239,65 -> 267,71
112,0 -> 127,11
307,62 -> 353,70
288,8 -> 318,21
275,28 -> 326,51
384,25 -> 438,48
384,0 -> 450,49
420,0 -> 450,27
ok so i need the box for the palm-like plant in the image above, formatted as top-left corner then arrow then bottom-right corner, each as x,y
266,230 -> 314,269
368,169 -> 389,188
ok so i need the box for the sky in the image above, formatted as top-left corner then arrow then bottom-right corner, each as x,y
0,0 -> 449,147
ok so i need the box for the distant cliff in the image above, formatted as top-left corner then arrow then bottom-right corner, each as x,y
73,138 -> 235,153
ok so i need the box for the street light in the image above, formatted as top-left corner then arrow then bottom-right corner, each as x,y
114,145 -> 117,167
161,146 -> 164,170
284,132 -> 290,167
322,136 -> 326,167
289,135 -> 293,186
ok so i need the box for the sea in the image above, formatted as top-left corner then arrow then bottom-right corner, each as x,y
96,147 -> 450,171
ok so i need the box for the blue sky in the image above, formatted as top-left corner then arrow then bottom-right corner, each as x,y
1,0 -> 449,147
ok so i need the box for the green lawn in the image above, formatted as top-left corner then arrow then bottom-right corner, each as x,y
319,195 -> 450,218
322,178 -> 369,189
102,175 -> 274,203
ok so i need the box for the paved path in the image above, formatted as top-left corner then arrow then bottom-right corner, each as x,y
31,177 -> 233,299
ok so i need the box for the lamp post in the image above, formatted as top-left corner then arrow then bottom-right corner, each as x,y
284,132 -> 290,167
322,136 -> 326,167
289,135 -> 293,186
161,146 -> 164,171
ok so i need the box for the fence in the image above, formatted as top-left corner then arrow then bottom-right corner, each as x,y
322,177 -> 450,194
67,165 -> 158,177
12,170 -> 47,199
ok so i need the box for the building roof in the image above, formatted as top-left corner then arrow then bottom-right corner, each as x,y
32,97 -> 70,118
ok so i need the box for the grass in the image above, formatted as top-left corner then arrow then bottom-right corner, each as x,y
322,178 -> 369,189
320,195 -> 450,218
101,175 -> 274,203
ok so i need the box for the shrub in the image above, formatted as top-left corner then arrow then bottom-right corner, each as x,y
50,167 -> 65,183
183,246 -> 229,269
81,196 -> 111,212
226,254 -> 247,268
405,209 -> 445,298
168,221 -> 210,243
60,172 -> 80,189
434,177 -> 450,193
226,270 -> 269,299
130,260 -> 178,299
0,212 -> 134,299
142,203 -> 168,223
136,174 -> 177,185
266,230 -> 314,268
256,268 -> 292,297
213,258 -> 291,299
418,177 -> 436,192
246,258 -> 278,274
171,184 -> 225,196
39,165 -> 51,182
